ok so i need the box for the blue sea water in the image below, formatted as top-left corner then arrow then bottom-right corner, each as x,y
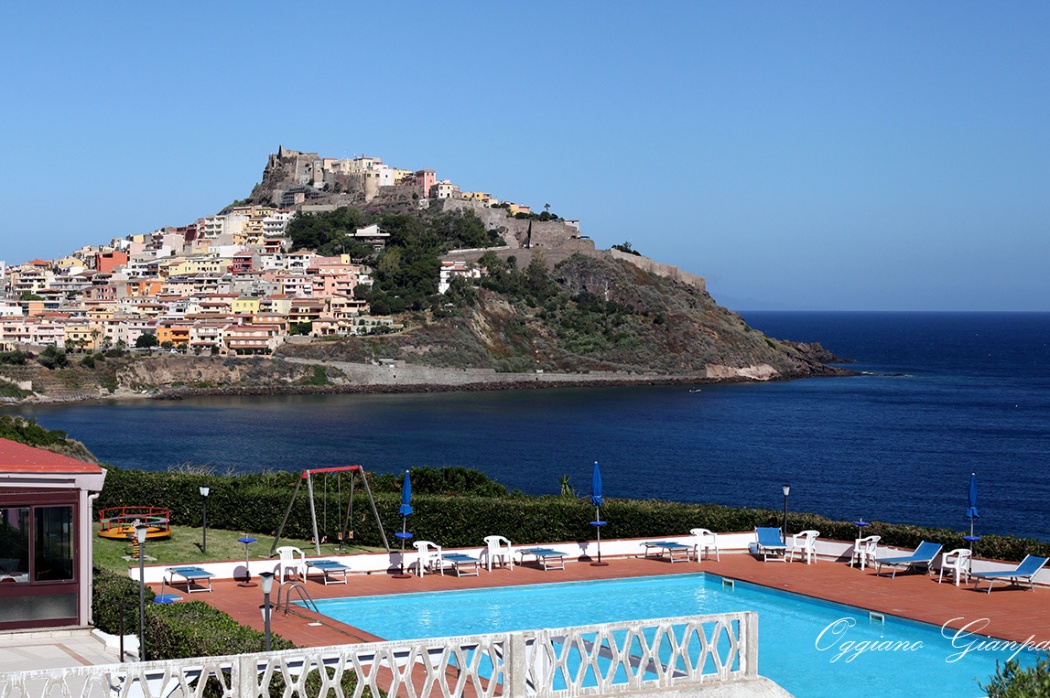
8,312 -> 1050,541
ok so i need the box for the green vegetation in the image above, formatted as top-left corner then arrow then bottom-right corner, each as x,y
0,350 -> 28,365
93,524 -> 369,574
0,381 -> 31,399
611,241 -> 641,256
286,206 -> 505,313
136,332 -> 159,350
35,345 -> 70,369
982,657 -> 1050,697
97,465 -> 1047,563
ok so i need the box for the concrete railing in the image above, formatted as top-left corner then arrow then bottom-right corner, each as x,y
1,612 -> 758,697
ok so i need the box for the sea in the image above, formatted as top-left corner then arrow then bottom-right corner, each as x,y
6,311 -> 1050,542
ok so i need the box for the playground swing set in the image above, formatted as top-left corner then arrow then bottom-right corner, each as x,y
270,465 -> 391,557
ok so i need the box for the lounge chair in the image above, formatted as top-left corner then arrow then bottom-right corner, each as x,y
413,540 -> 444,577
518,547 -> 566,571
690,528 -> 721,561
788,530 -> 820,564
441,552 -> 481,577
850,535 -> 881,570
938,549 -> 972,586
873,541 -> 943,578
642,540 -> 692,563
275,546 -> 306,582
306,559 -> 350,585
484,535 -> 515,571
971,555 -> 1048,594
755,527 -> 787,562
165,566 -> 214,593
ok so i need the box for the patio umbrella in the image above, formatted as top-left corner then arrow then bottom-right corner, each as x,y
966,472 -> 979,538
590,461 -> 607,565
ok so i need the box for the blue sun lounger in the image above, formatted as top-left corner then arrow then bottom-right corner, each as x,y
755,528 -> 788,562
971,555 -> 1048,594
441,553 -> 481,577
165,566 -> 214,593
519,548 -> 566,571
873,541 -> 943,578
642,541 -> 693,563
306,559 -> 350,585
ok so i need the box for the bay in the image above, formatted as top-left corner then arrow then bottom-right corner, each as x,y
7,311 -> 1050,542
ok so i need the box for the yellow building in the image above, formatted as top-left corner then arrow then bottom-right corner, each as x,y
231,297 -> 261,315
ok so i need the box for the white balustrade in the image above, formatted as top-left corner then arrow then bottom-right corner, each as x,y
0,612 -> 757,697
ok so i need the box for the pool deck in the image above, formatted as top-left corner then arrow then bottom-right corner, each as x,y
171,552 -> 1050,651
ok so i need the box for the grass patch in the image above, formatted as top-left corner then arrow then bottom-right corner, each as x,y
94,524 -> 383,574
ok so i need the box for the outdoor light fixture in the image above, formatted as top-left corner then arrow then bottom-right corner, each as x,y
135,523 -> 149,662
199,486 -> 210,554
259,571 -> 275,651
782,484 -> 791,537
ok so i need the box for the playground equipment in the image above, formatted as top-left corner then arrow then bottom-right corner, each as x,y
270,466 -> 390,556
98,506 -> 172,540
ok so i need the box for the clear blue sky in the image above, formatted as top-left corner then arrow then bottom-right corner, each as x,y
2,3 -> 1048,311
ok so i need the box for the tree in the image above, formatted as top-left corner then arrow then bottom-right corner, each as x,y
612,241 -> 641,256
36,345 -> 70,370
136,333 -> 159,353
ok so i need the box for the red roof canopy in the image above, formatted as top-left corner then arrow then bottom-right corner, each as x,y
0,438 -> 102,474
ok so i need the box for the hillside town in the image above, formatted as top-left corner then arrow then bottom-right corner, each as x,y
0,147 -> 577,358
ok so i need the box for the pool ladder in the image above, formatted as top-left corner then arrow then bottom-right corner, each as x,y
277,580 -> 318,614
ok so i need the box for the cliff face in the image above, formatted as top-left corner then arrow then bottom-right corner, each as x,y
279,254 -> 848,381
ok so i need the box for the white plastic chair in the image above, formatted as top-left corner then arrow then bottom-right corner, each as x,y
939,548 -> 972,586
690,528 -> 721,561
413,540 -> 444,577
484,535 -> 515,571
850,535 -> 880,570
788,530 -> 820,564
275,546 -> 306,582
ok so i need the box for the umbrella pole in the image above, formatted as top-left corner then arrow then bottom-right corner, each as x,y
596,505 -> 602,564
400,517 -> 407,575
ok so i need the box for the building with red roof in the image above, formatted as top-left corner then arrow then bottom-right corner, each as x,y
0,438 -> 106,631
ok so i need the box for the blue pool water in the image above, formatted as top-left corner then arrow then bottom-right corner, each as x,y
307,574 -> 1039,698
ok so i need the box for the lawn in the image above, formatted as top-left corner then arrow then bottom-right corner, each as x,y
94,524 -> 383,573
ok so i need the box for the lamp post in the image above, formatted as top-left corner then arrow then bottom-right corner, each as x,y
259,572 -> 274,651
135,523 -> 149,661
782,484 -> 791,537
199,486 -> 210,554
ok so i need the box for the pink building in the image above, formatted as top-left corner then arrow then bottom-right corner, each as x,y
413,169 -> 436,199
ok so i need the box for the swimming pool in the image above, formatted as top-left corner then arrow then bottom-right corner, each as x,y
307,573 -> 1039,697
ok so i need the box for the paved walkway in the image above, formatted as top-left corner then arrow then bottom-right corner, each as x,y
0,629 -> 123,673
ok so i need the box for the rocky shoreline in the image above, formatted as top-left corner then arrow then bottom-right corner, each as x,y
2,351 -> 858,405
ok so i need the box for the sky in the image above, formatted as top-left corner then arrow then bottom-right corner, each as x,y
2,3 -> 1048,311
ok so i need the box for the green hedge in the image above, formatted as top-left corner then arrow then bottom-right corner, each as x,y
94,466 -> 1050,563
93,567 -> 293,660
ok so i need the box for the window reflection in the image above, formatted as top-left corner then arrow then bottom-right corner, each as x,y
0,507 -> 30,583
34,506 -> 74,582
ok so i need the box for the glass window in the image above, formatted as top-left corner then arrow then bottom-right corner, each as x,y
34,506 -> 74,582
0,507 -> 30,583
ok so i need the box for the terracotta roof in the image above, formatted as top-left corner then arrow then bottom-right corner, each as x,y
0,438 -> 102,474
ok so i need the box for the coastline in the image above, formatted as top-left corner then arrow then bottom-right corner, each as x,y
4,355 -> 857,405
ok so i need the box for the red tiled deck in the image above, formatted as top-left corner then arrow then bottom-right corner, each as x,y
151,552 -> 1050,650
